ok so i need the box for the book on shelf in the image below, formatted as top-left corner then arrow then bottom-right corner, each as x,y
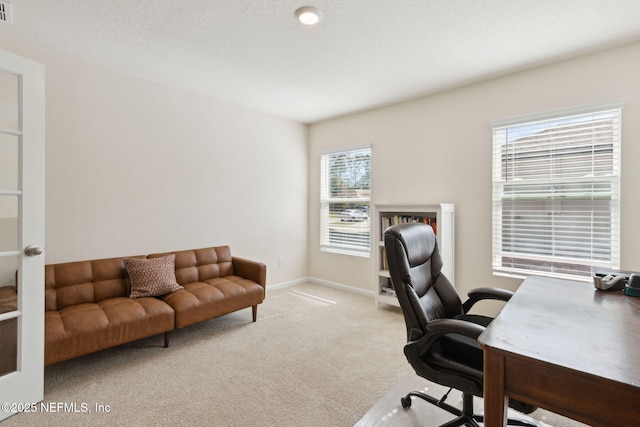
380,215 -> 437,235
381,247 -> 388,271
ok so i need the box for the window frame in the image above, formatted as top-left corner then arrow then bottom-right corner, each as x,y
320,145 -> 372,258
491,103 -> 622,281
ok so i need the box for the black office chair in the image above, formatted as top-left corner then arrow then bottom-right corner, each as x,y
384,223 -> 537,427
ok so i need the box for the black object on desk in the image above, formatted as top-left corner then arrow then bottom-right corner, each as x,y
625,273 -> 640,296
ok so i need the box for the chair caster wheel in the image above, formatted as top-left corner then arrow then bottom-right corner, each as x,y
401,396 -> 412,408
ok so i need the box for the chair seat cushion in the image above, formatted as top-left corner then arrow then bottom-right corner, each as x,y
428,314 -> 491,379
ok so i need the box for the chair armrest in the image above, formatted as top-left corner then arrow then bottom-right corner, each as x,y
232,257 -> 267,288
427,318 -> 485,340
462,286 -> 514,313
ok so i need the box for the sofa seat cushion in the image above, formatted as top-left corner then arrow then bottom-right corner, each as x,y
44,296 -> 174,366
163,275 -> 264,329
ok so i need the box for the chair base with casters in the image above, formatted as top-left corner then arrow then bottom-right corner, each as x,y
400,387 -> 538,427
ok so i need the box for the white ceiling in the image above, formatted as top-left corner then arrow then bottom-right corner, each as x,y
2,1 -> 640,123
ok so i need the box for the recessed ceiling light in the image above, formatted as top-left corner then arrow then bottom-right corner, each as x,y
294,6 -> 323,25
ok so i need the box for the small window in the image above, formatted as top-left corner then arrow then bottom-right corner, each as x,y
492,105 -> 621,281
320,146 -> 371,257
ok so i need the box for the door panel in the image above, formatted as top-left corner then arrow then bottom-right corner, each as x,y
0,49 -> 45,422
0,62 -> 20,384
0,254 -> 18,378
0,196 -> 18,253
0,70 -> 18,129
0,319 -> 17,377
0,133 -> 18,190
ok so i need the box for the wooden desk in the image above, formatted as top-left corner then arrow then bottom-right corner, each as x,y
478,276 -> 640,427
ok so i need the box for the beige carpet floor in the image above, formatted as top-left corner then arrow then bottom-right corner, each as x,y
2,283 -> 586,426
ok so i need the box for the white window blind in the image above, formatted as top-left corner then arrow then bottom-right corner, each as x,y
320,146 -> 371,256
492,106 -> 621,281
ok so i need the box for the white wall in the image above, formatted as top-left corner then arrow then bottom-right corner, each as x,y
3,38 -> 639,299
309,41 -> 640,307
0,41 -> 309,287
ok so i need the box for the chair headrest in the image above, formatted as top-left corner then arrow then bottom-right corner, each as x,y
385,223 -> 436,268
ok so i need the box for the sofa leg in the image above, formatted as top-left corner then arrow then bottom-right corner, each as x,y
164,331 -> 171,348
252,305 -> 257,322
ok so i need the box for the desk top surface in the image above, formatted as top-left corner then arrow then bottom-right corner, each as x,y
478,276 -> 640,387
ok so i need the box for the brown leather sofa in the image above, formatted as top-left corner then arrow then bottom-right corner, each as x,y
44,245 -> 266,366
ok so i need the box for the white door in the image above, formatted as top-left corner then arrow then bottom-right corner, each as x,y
0,48 -> 45,421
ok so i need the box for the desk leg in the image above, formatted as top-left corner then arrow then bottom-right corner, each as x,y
483,349 -> 508,427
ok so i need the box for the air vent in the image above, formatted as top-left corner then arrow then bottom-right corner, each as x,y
0,1 -> 13,24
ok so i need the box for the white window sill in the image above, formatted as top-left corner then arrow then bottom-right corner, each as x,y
321,247 -> 370,258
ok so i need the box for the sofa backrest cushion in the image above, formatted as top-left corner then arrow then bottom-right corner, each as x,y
45,256 -> 144,311
148,246 -> 234,285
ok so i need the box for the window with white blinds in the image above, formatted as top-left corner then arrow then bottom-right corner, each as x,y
492,106 -> 621,281
320,146 -> 371,257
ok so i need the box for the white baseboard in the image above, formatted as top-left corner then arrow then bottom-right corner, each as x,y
267,276 -> 375,299
308,277 -> 375,298
266,277 -> 310,291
